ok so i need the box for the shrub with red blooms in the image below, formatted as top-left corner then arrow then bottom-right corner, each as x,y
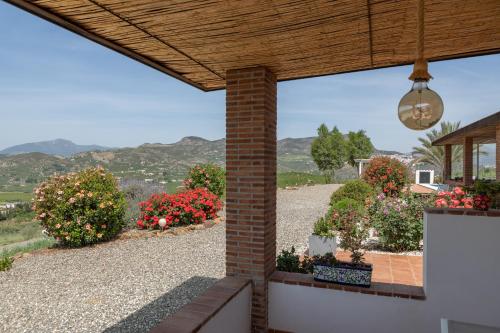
434,187 -> 473,209
137,188 -> 221,229
472,194 -> 491,211
362,157 -> 408,196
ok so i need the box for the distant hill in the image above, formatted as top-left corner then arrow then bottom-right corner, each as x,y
0,139 -> 110,157
0,136 -> 406,191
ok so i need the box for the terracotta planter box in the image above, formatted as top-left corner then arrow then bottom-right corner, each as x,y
308,235 -> 337,256
313,262 -> 373,287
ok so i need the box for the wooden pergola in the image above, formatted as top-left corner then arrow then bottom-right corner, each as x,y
5,1 -> 500,332
433,111 -> 500,186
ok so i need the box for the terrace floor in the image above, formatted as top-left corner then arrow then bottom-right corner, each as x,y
272,251 -> 424,299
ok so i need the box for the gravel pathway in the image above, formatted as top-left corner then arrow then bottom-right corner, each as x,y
0,184 -> 338,333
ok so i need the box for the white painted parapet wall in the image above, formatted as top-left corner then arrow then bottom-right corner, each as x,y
269,210 -> 500,333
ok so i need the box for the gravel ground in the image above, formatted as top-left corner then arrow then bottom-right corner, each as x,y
0,184 -> 338,333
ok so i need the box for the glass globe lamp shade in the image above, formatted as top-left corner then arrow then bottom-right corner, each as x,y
398,80 -> 443,130
159,218 -> 167,228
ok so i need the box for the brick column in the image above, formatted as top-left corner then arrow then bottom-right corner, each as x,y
225,66 -> 277,332
496,125 -> 500,181
463,137 -> 473,185
443,144 -> 452,181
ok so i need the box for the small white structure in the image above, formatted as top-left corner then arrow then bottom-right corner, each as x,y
416,169 -> 435,184
354,158 -> 371,177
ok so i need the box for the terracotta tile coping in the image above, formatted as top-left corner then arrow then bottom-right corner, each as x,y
149,277 -> 251,333
269,271 -> 426,300
425,208 -> 500,217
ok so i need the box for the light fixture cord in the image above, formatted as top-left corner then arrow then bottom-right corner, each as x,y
409,0 -> 432,81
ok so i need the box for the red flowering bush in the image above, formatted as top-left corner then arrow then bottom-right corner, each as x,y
434,187 -> 473,208
362,157 -> 408,196
137,188 -> 221,229
472,194 -> 491,211
184,163 -> 225,198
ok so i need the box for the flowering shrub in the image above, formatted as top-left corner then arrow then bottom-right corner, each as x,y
33,167 -> 126,247
434,187 -> 473,208
337,207 -> 369,264
330,180 -> 373,206
473,194 -> 491,211
184,164 -> 225,198
362,157 -> 408,196
137,188 -> 221,229
368,192 -> 429,252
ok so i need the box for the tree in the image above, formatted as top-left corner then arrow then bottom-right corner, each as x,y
412,121 -> 487,178
311,124 -> 346,182
346,130 -> 374,167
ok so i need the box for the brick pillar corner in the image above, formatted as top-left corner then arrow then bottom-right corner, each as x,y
225,66 -> 277,333
496,124 -> 500,181
463,137 -> 473,185
443,144 -> 452,181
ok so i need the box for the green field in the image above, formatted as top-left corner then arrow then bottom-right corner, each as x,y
0,212 -> 39,246
0,192 -> 33,203
277,172 -> 328,188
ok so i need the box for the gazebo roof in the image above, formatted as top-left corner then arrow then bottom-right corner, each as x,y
432,111 -> 500,146
6,0 -> 500,91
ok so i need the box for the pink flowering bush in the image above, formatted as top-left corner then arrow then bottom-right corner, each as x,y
434,187 -> 473,208
183,163 -> 225,198
33,167 -> 126,247
368,192 -> 431,252
137,188 -> 221,229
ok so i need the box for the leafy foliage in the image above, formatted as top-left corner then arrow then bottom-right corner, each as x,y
137,188 -> 221,229
184,163 -> 225,198
330,180 -> 373,206
0,256 -> 13,271
311,124 -> 347,182
346,130 -> 374,167
362,156 -> 408,196
467,181 -> 500,209
276,246 -> 308,273
313,216 -> 335,238
369,192 -> 430,252
33,167 -> 126,247
337,207 -> 369,264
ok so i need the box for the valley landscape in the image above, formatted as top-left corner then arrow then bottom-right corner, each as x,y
0,137 -> 402,194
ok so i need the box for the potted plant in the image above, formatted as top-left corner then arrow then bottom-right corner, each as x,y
308,215 -> 336,256
313,208 -> 372,287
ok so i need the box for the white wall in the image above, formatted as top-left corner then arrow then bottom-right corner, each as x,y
199,284 -> 251,333
269,212 -> 500,333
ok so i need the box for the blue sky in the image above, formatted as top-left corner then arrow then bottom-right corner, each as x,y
0,2 -> 499,153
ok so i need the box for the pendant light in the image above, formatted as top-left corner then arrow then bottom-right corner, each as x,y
398,0 -> 443,130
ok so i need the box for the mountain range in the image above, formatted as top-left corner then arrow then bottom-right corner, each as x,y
0,139 -> 110,157
0,137 -> 403,192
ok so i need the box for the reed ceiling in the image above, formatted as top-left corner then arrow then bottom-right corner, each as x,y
6,0 -> 500,91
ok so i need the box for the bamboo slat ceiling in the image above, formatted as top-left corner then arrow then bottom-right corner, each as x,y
432,111 -> 500,146
7,0 -> 500,91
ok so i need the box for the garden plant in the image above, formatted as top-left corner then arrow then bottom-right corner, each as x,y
33,167 -> 127,247
137,188 -> 221,229
184,163 -> 225,198
362,156 -> 408,196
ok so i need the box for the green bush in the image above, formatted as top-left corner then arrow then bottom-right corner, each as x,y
276,246 -> 314,273
329,198 -> 365,231
0,256 -> 13,271
184,163 -> 225,198
313,216 -> 335,238
330,180 -> 373,206
368,193 -> 429,252
33,167 -> 126,247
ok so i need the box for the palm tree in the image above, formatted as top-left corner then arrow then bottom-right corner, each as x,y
412,121 -> 487,178
412,121 -> 462,175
